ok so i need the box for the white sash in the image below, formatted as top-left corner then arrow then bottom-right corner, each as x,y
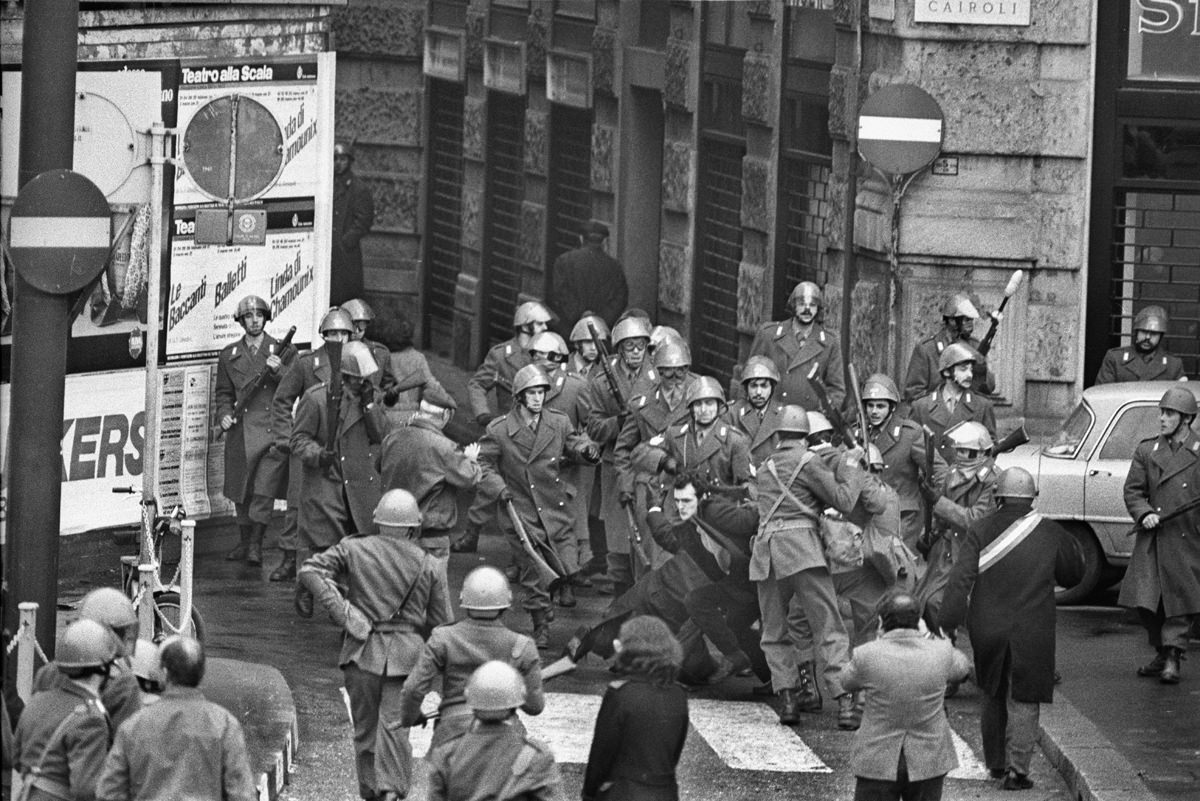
978,511 -> 1042,573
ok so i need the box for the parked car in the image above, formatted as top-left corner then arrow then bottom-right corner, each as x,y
996,380 -> 1200,604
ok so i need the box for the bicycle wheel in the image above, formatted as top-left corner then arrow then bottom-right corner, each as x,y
151,591 -> 207,643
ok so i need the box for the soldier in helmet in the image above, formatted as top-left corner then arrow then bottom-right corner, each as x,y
291,341 -> 390,619
33,587 -> 142,729
298,487 -> 450,801
566,315 -> 611,575
750,404 -> 864,730
398,566 -> 544,748
613,339 -> 700,569
567,313 -> 609,381
1121,386 -> 1200,685
331,141 -> 376,305
216,294 -> 298,569
908,342 -> 997,466
341,298 -> 399,397
903,293 -> 996,404
748,281 -> 846,415
585,315 -> 660,597
915,420 -> 998,629
729,355 -> 788,468
379,386 -> 482,603
457,300 -> 554,553
548,220 -> 628,338
529,330 -> 594,604
478,364 -> 600,648
269,308 -> 354,584
859,372 -> 948,553
15,619 -> 118,801
426,661 -> 560,801
939,467 -> 1083,791
1094,305 -> 1187,384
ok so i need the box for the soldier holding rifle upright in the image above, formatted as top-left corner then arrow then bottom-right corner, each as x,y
215,294 -> 298,568
749,281 -> 846,415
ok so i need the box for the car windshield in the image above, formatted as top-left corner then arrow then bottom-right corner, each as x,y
1043,401 -> 1094,458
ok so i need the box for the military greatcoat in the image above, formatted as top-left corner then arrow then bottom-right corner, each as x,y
215,332 -> 297,503
272,347 -> 335,509
866,415 -> 949,551
729,399 -> 788,467
907,385 -> 997,466
902,329 -> 994,403
1120,429 -> 1200,617
1094,346 -> 1186,385
467,337 -> 530,420
291,383 -> 388,544
748,320 -> 846,414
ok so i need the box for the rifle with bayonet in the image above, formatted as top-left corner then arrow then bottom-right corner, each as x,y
847,364 -> 869,449
625,505 -> 652,580
323,339 -> 344,465
217,325 -> 297,440
922,424 -> 936,538
1127,495 -> 1200,537
588,321 -> 626,409
807,371 -> 859,449
976,270 -> 1025,357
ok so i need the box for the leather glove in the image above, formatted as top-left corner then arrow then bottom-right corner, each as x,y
660,456 -> 679,475
476,412 -> 496,428
343,601 -> 372,641
271,442 -> 291,456
383,387 -> 400,406
919,480 -> 941,506
319,450 -> 337,469
618,491 -> 635,508
581,443 -> 601,464
412,712 -> 430,728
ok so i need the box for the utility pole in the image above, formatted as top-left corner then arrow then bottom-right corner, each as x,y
4,0 -> 82,668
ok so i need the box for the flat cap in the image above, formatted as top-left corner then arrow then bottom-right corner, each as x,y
421,384 -> 457,411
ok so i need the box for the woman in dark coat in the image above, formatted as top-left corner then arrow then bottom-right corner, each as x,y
582,616 -> 689,801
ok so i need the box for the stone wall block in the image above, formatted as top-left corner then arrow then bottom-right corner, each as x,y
592,25 -> 617,95
520,201 -> 546,272
527,7 -> 548,78
525,110 -> 548,175
332,4 -> 422,58
742,50 -> 774,125
658,240 -> 691,314
737,261 -> 766,333
462,187 -> 483,250
832,0 -> 859,27
849,278 -> 887,376
665,36 -> 692,110
465,8 -> 485,69
369,175 -> 419,233
1034,197 -> 1084,269
662,141 -> 693,214
337,88 -> 421,146
741,156 -> 770,233
1026,304 -> 1078,380
828,66 -> 856,140
592,123 -> 615,193
463,97 -> 485,161
925,77 -> 1088,158
825,166 -> 849,251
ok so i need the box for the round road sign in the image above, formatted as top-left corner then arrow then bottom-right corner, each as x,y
857,84 -> 945,175
9,169 -> 112,294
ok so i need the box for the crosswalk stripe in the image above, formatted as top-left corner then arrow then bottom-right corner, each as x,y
688,699 -> 831,773
947,728 -> 990,780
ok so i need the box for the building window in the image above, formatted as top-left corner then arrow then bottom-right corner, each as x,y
1127,1 -> 1200,81
555,0 -> 595,20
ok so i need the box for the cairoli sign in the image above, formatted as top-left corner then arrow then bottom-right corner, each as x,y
915,1 -> 1031,26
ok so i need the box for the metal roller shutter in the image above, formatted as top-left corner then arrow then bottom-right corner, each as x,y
423,80 -> 465,352
482,95 -> 526,349
693,135 -> 746,383
547,106 -> 593,290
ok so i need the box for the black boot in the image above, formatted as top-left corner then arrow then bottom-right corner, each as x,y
450,524 -> 480,553
837,692 -> 861,730
227,525 -> 251,561
269,550 -> 297,582
1137,647 -> 1168,678
246,524 -> 265,566
796,660 -> 822,712
556,580 -> 577,608
1160,647 -> 1184,684
531,610 -> 551,650
777,688 -> 800,725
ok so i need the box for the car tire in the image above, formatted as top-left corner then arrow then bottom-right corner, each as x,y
1055,525 -> 1104,605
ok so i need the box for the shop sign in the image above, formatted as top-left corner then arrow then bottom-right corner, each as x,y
914,1 -> 1030,26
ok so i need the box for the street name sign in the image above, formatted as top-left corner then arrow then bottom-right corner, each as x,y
9,169 -> 111,294
858,84 -> 945,175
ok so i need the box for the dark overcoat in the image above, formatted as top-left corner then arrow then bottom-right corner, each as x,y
902,329 -> 994,402
748,320 -> 846,413
330,170 -> 375,305
907,385 -> 997,466
215,333 -> 297,503
379,417 -> 481,533
939,507 -> 1084,702
272,347 -> 334,506
1120,429 -> 1200,617
1094,346 -> 1185,384
615,382 -> 696,497
867,415 -> 949,550
291,383 -> 388,544
583,678 -> 688,801
728,399 -> 787,467
467,337 -> 529,419
549,242 -> 629,333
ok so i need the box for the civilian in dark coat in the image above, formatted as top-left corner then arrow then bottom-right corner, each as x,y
330,142 -> 375,305
548,222 -> 628,336
583,616 -> 689,801
938,467 -> 1083,790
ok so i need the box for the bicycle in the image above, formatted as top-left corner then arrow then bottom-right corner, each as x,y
112,487 -> 207,643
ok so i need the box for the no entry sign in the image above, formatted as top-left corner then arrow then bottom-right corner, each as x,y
9,169 -> 112,294
857,84 -> 945,175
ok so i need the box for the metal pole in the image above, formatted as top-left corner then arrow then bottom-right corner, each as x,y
15,602 -> 38,702
142,122 -> 166,510
179,519 -> 195,637
138,564 -> 156,640
4,0 -> 82,677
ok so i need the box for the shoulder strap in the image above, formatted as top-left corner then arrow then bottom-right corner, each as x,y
762,453 -> 817,526
382,551 -> 430,622
978,512 -> 1042,573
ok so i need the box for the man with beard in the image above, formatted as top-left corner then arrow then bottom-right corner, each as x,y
479,365 -> 600,648
860,373 -> 948,553
216,294 -> 298,568
1094,305 -> 1187,384
909,343 -> 997,466
729,355 -> 789,468
904,293 -> 995,404
1120,386 -> 1200,684
456,300 -> 554,553
749,281 -> 846,415
585,315 -> 660,597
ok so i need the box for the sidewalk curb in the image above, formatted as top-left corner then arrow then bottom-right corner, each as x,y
1040,695 -> 1150,801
